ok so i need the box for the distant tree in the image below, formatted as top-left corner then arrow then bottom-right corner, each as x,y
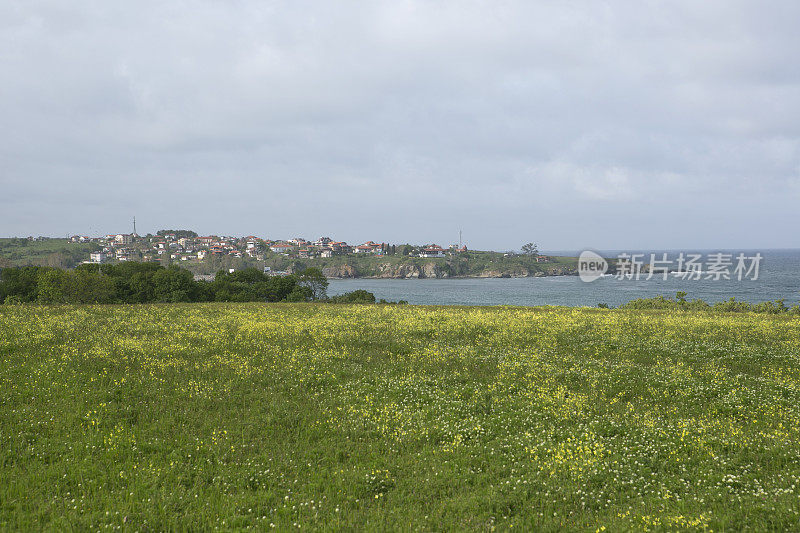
157,229 -> 198,239
328,289 -> 376,304
297,267 -> 328,300
521,243 -> 539,256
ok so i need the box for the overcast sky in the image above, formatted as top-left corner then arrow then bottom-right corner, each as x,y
1,1 -> 799,251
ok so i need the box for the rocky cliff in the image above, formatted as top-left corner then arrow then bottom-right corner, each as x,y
321,264 -> 358,278
320,261 -> 576,279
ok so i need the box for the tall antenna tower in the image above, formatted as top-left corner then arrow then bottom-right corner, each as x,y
459,229 -> 462,248
133,216 -> 137,236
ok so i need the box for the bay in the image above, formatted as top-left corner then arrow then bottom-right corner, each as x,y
328,249 -> 800,307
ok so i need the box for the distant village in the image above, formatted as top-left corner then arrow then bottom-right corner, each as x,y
66,231 -> 499,266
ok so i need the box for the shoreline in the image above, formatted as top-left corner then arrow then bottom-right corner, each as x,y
324,272 -> 579,280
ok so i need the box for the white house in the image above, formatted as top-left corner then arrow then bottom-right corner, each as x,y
270,243 -> 294,254
419,245 -> 445,258
114,234 -> 133,245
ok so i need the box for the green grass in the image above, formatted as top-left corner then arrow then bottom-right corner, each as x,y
1,304 -> 799,530
0,238 -> 99,268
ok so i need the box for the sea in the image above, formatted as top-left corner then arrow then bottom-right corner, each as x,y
328,249 -> 800,307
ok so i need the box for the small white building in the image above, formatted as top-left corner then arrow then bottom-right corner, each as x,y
89,252 -> 108,263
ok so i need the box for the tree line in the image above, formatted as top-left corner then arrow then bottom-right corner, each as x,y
0,263 -> 363,305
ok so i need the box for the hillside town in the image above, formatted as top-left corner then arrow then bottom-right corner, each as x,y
67,231 -> 514,265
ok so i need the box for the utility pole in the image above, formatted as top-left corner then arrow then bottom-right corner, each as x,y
459,229 -> 462,248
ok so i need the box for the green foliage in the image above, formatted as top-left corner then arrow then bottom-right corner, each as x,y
210,268 -> 300,302
65,269 -> 117,304
0,265 -> 313,304
619,292 -> 799,314
152,267 -> 198,303
297,267 -> 328,300
0,266 -> 41,303
521,242 -> 539,256
0,238 -> 99,268
36,268 -> 69,303
285,285 -> 313,302
328,289 -> 376,304
156,229 -> 198,239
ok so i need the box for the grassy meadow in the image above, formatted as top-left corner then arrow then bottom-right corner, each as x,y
2,303 -> 800,530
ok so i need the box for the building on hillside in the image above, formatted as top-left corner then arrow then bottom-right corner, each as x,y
114,234 -> 133,245
329,241 -> 351,254
89,252 -> 108,263
419,245 -> 445,258
270,243 -> 294,254
355,241 -> 382,254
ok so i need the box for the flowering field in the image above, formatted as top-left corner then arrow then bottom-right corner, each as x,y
2,304 -> 800,531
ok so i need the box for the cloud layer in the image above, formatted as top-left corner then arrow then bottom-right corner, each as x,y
2,1 -> 799,249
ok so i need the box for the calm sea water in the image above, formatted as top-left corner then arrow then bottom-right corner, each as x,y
328,249 -> 800,307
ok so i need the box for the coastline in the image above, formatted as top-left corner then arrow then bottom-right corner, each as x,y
324,271 -> 578,280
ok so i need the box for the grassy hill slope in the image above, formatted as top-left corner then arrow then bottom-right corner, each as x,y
0,238 -> 99,268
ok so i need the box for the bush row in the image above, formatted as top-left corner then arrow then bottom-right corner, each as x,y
614,291 -> 800,314
0,264 -> 379,305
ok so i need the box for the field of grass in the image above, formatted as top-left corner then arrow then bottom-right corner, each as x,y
2,304 -> 800,530
0,238 -> 99,268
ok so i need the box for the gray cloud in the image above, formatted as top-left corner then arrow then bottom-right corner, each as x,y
1,0 -> 799,250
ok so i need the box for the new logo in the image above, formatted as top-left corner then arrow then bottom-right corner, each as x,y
578,250 -> 608,282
